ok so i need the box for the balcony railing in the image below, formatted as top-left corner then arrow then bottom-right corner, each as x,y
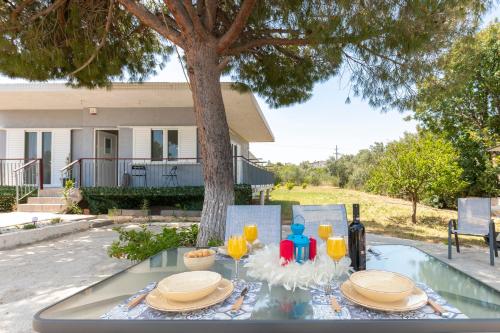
60,156 -> 274,189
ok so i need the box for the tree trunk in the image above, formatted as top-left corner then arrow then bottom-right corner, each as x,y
185,42 -> 235,246
411,194 -> 418,224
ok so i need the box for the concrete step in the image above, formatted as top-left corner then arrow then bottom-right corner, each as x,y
38,188 -> 64,197
27,196 -> 65,204
17,203 -> 67,213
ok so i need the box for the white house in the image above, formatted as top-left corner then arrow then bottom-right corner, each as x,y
0,82 -> 274,193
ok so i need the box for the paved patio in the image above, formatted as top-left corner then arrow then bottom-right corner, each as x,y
0,212 -> 95,228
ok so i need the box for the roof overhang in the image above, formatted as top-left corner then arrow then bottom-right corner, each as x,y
0,82 -> 274,142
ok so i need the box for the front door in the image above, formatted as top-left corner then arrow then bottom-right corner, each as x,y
24,131 -> 52,186
96,130 -> 118,187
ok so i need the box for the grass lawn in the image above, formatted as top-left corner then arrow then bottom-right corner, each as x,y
269,185 -> 483,247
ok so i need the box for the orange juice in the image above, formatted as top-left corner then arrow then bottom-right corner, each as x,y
318,224 -> 333,241
227,235 -> 247,260
327,237 -> 346,261
244,225 -> 258,244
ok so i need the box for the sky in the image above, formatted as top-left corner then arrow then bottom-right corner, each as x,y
1,5 -> 498,164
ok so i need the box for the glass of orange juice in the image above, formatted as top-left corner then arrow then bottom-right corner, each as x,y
318,224 -> 333,243
227,235 -> 248,281
326,236 -> 347,288
244,224 -> 258,246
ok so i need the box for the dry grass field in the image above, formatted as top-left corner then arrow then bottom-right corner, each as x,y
269,186 -> 484,246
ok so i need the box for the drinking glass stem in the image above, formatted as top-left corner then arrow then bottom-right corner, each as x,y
234,259 -> 240,281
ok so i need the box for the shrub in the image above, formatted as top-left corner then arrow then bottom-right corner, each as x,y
301,183 -> 308,189
22,223 -> 36,230
50,218 -> 61,224
0,186 -> 16,212
81,185 -> 252,214
108,224 -> 199,261
285,182 -> 295,190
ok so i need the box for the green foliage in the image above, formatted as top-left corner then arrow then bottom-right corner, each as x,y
50,218 -> 61,224
22,223 -> 36,230
413,23 -> 500,197
0,186 -> 16,212
368,132 -> 466,222
63,179 -> 82,214
285,182 -> 295,190
327,143 -> 385,189
207,238 -> 224,247
0,1 -> 488,109
0,1 -> 170,87
269,163 -> 336,187
108,224 -> 199,261
301,183 -> 308,189
81,185 -> 252,214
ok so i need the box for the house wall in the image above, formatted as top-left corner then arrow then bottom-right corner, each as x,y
230,130 -> 250,158
0,130 -> 5,159
0,107 -> 253,187
0,107 -> 195,128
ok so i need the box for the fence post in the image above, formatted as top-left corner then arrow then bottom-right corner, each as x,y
15,170 -> 19,207
79,159 -> 83,188
39,158 -> 44,190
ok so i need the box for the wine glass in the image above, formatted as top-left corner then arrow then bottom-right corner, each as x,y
326,236 -> 347,289
227,235 -> 248,281
318,224 -> 333,243
243,224 -> 258,247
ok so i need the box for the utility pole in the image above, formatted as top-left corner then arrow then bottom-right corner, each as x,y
335,145 -> 339,160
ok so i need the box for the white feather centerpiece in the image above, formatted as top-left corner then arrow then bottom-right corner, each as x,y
244,244 -> 351,291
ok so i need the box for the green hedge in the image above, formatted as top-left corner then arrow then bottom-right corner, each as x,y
0,186 -> 16,212
81,185 -> 253,214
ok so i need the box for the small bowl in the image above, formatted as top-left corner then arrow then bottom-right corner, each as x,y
183,250 -> 216,271
349,270 -> 415,303
157,271 -> 221,302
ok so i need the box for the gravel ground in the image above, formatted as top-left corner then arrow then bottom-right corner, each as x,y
0,227 -> 130,333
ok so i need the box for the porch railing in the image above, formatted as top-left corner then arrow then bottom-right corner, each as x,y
13,159 -> 42,206
60,156 -> 274,188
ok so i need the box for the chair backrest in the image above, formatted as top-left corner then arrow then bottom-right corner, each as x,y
457,198 -> 492,235
292,204 -> 348,239
225,205 -> 281,245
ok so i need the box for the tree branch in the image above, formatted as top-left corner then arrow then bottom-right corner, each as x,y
224,37 -> 310,55
204,0 -> 217,32
117,0 -> 184,46
217,56 -> 231,72
10,0 -> 34,20
217,0 -> 257,53
182,0 -> 208,39
68,0 -> 115,77
163,0 -> 194,37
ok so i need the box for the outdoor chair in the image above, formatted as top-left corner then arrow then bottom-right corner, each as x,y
131,165 -> 147,187
292,204 -> 348,240
225,205 -> 281,245
448,198 -> 498,266
163,165 -> 178,187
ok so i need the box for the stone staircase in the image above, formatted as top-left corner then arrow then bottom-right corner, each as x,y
17,188 -> 80,213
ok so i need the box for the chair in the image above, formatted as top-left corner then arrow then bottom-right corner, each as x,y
448,198 -> 498,266
163,165 -> 178,187
225,205 -> 281,245
131,165 -> 147,187
292,204 -> 348,240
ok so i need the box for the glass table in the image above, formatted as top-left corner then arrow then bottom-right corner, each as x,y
33,245 -> 500,333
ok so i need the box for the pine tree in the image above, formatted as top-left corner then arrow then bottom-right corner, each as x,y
0,0 -> 490,245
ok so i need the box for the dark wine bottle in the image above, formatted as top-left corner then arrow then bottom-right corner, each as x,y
348,203 -> 366,271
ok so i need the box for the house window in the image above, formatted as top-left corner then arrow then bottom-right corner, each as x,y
104,138 -> 112,155
168,130 -> 178,159
151,130 -> 163,161
42,132 -> 52,184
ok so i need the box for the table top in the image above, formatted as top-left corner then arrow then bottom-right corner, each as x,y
34,245 -> 500,333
